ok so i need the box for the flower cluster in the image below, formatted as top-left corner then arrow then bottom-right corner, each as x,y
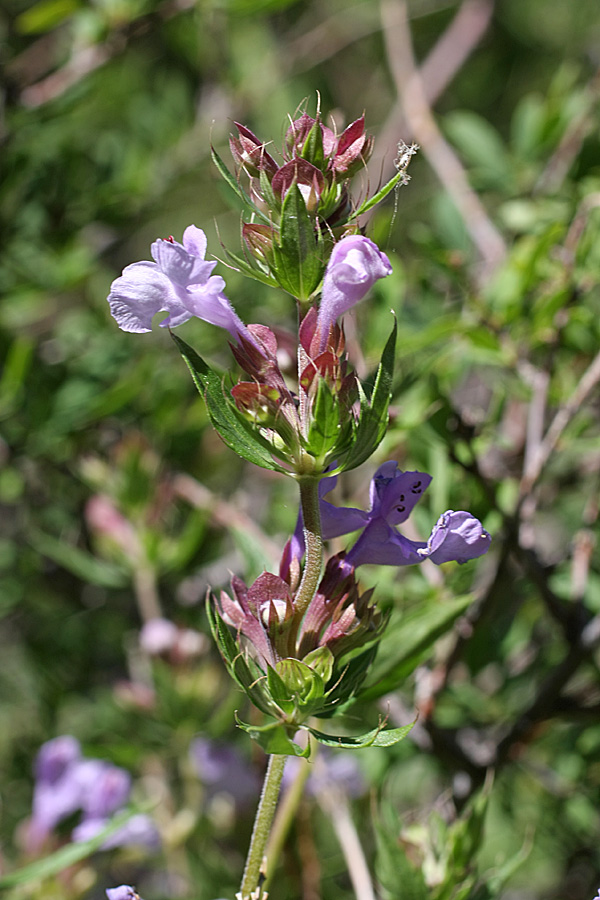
28,736 -> 159,852
231,111 -> 372,227
106,106 -> 490,756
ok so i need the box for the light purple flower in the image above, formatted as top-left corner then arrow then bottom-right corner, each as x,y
316,234 -> 392,350
139,617 -> 178,655
106,887 -> 142,900
29,735 -> 158,854
35,735 -> 81,786
108,225 -> 253,343
79,761 -> 131,819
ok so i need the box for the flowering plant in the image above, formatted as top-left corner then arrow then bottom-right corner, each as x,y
105,105 -> 490,900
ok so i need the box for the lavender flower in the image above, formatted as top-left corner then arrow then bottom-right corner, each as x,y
106,887 -> 142,900
28,736 -> 158,852
316,235 -> 392,350
108,225 -> 253,343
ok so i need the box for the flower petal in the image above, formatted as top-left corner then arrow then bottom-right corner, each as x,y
151,236 -> 216,287
421,510 -> 491,565
370,464 -> 432,525
317,235 -> 392,350
345,518 -> 426,568
108,262 -> 191,332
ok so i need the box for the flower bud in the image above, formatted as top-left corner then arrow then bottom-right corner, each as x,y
230,122 -> 278,180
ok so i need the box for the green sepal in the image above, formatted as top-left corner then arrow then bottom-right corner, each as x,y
205,599 -> 275,717
275,657 -> 325,707
172,334 -> 288,473
235,713 -> 311,757
304,377 -> 341,458
211,144 -> 270,224
259,167 -> 279,215
300,118 -> 325,170
308,719 -> 414,750
349,168 -> 409,220
337,318 -> 396,473
272,185 -> 324,300
301,646 -> 334,683
318,643 -> 380,716
221,246 -> 279,288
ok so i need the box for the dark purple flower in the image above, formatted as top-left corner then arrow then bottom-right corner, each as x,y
316,235 -> 392,351
291,461 -> 490,571
108,225 -> 254,344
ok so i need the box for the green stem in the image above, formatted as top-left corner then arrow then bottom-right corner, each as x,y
293,477 -> 324,622
240,754 -> 287,899
263,751 -> 313,892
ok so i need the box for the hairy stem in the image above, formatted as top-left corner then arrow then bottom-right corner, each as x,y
294,477 -> 324,623
240,754 -> 287,899
264,753 -> 313,892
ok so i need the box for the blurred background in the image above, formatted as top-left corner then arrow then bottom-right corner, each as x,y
1,0 -> 600,898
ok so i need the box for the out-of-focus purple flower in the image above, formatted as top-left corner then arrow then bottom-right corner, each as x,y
316,235 -> 392,351
106,887 -> 142,900
108,225 -> 254,345
35,735 -> 81,785
190,738 -> 260,808
139,617 -> 179,655
79,762 -> 131,820
290,461 -> 490,572
28,736 -> 159,854
283,750 -> 365,799
74,813 -> 160,850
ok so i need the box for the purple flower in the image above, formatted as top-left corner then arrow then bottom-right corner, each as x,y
291,461 -> 490,571
28,736 -> 159,854
108,225 -> 253,343
106,887 -> 142,900
316,235 -> 392,350
35,735 -> 81,786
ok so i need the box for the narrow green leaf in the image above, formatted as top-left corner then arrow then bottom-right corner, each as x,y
358,594 -> 472,702
340,318 -> 396,472
308,720 -> 413,750
210,145 -> 270,224
0,809 -> 137,888
29,528 -> 128,589
222,247 -> 279,288
235,714 -> 311,757
375,804 -> 429,900
172,334 -> 287,472
350,169 -> 408,220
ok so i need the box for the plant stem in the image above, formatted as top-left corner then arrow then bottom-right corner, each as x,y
240,753 -> 287,899
293,477 -> 324,622
264,752 -> 313,892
